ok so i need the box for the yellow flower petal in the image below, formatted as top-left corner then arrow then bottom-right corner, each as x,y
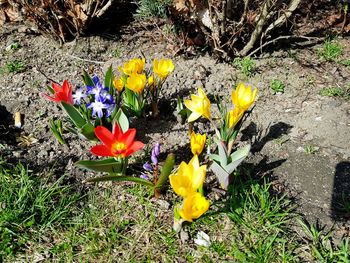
126,73 -> 146,94
153,58 -> 174,80
169,155 -> 206,197
190,131 -> 206,155
184,87 -> 211,122
231,83 -> 257,111
179,193 -> 210,222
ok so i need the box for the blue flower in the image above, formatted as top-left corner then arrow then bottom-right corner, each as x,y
73,87 -> 87,105
86,75 -> 108,96
87,95 -> 109,118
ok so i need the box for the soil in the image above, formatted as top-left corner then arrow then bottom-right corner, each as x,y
0,21 -> 349,238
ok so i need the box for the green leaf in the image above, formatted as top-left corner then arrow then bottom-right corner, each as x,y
49,119 -> 66,144
225,145 -> 250,174
61,101 -> 87,128
75,158 -> 123,173
104,65 -> 114,89
155,153 -> 175,191
82,71 -> 94,86
80,122 -> 97,141
114,108 -> 129,132
210,160 -> 230,190
216,140 -> 228,166
87,175 -> 154,187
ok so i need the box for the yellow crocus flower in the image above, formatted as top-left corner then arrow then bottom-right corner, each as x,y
190,131 -> 206,156
179,192 -> 210,222
169,155 -> 206,198
113,78 -> 124,93
148,75 -> 156,90
119,58 -> 145,75
231,83 -> 257,111
184,87 -> 211,122
153,58 -> 175,80
227,107 -> 244,128
126,73 -> 146,94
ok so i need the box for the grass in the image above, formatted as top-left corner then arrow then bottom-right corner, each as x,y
317,40 -> 343,61
2,159 -> 350,262
319,86 -> 350,99
0,160 -> 82,259
304,145 -> 319,154
0,61 -> 26,74
135,0 -> 172,19
298,220 -> 350,262
270,79 -> 285,94
233,57 -> 256,77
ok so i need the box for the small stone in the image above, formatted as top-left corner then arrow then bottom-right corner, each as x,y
180,229 -> 189,243
155,199 -> 170,210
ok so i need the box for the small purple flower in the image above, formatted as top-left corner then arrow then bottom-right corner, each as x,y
151,143 -> 160,164
73,87 -> 87,105
151,153 -> 158,165
154,143 -> 160,156
143,162 -> 152,171
140,172 -> 149,180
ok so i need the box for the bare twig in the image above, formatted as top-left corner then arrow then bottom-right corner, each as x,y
36,64 -> 60,84
247,35 -> 324,57
65,54 -> 105,64
239,0 -> 271,56
265,0 -> 302,35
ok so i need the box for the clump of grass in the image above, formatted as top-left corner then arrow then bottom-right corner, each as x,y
270,79 -> 285,94
340,59 -> 350,67
319,86 -> 350,99
0,160 -> 81,259
318,40 -> 342,61
0,61 -> 26,74
233,57 -> 256,77
135,0 -> 172,19
304,145 -> 319,154
224,176 -> 297,262
298,220 -> 350,262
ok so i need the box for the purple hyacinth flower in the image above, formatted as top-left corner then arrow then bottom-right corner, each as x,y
140,173 -> 149,180
154,143 -> 160,156
87,75 -> 107,96
143,162 -> 152,171
151,151 -> 158,165
73,87 -> 87,105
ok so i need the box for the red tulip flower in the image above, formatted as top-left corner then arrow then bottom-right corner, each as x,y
43,80 -> 74,105
90,124 -> 144,158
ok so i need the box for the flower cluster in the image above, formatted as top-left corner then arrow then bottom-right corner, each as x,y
116,58 -> 175,117
170,155 -> 209,223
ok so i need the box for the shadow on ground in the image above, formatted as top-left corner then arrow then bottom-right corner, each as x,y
331,161 -> 350,221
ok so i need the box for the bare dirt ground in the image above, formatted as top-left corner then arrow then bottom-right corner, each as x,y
0,21 -> 349,238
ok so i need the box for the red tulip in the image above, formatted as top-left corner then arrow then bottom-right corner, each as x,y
43,80 -> 74,105
90,124 -> 144,158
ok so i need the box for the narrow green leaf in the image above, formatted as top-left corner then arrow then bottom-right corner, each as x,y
82,71 -> 94,86
50,119 -> 66,144
155,153 -> 175,190
75,158 -> 123,173
61,101 -> 86,128
87,175 -> 154,187
104,65 -> 114,89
